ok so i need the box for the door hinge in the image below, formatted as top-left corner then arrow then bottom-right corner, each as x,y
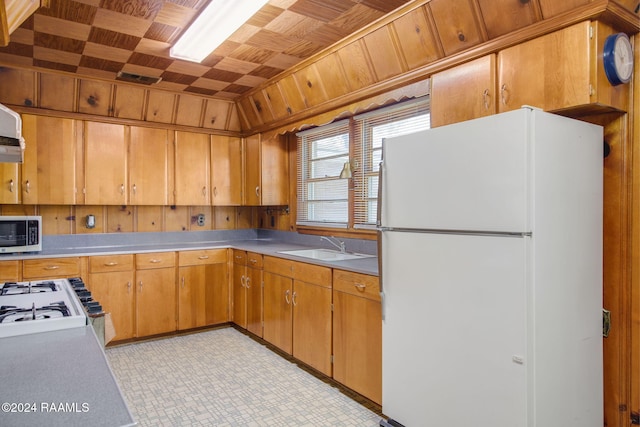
603,308 -> 611,337
631,411 -> 640,425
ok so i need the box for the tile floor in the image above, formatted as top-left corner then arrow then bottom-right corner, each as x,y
106,327 -> 383,426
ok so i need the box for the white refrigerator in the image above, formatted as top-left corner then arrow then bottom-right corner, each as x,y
378,107 -> 603,427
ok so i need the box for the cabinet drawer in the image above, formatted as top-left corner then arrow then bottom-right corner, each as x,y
232,250 -> 247,266
89,254 -> 134,273
333,269 -> 380,301
247,252 -> 263,269
264,256 -> 293,277
179,249 -> 227,266
292,262 -> 331,288
23,257 -> 81,279
0,260 -> 20,282
136,252 -> 176,269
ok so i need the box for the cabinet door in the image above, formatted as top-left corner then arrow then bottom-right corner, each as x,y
129,126 -> 169,205
261,135 -> 289,206
233,261 -> 247,328
246,265 -> 263,337
178,265 -> 206,330
263,271 -> 292,354
204,262 -> 229,325
244,134 -> 261,205
21,115 -> 78,204
136,268 -> 176,337
0,260 -> 20,282
211,135 -> 242,205
89,271 -> 135,341
84,121 -> 127,205
333,290 -> 382,404
430,55 -> 496,127
292,280 -> 332,376
174,131 -> 210,206
0,163 -> 19,204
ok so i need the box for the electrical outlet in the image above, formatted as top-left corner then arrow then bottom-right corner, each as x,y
196,214 -> 205,226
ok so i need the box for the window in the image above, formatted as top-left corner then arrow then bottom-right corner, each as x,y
296,97 -> 430,230
297,120 -> 350,228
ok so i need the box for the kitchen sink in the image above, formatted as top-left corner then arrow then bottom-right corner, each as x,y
277,248 -> 376,261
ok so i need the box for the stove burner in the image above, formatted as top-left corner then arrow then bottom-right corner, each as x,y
0,301 -> 70,323
0,281 -> 58,295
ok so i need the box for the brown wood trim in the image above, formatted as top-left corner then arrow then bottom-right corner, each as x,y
0,0 -> 9,47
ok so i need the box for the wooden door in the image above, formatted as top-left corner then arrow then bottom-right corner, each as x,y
211,135 -> 242,205
174,131 -> 210,206
84,121 -> 127,205
136,268 -> 176,337
243,134 -> 261,205
430,55 -> 496,127
129,126 -> 169,205
21,115 -> 77,204
261,135 -> 288,206
0,163 -> 19,204
178,265 -> 206,330
292,279 -> 332,376
89,271 -> 135,341
263,271 -> 292,354
246,265 -> 263,337
232,260 -> 247,328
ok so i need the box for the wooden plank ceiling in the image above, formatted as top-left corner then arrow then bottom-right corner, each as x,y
0,0 -> 412,100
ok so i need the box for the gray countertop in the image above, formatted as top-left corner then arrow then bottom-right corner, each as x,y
0,326 -> 136,427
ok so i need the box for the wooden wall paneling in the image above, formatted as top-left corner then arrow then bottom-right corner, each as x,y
113,84 -> 146,120
213,206 -> 236,230
226,103 -> 242,132
252,91 -> 275,125
237,96 -> 262,130
175,93 -> 205,128
202,99 -> 230,130
39,73 -> 76,112
294,63 -> 328,108
0,67 -> 35,106
106,205 -> 133,233
39,205 -> 73,235
77,79 -> 113,116
74,205 -> 106,234
476,0 -> 542,39
337,40 -> 376,91
236,206 -> 256,229
391,6 -> 443,70
278,75 -> 307,115
136,205 -> 163,232
314,53 -> 351,100
0,204 -> 35,216
616,0 -> 640,14
428,0 -> 485,56
164,205 -> 189,231
146,90 -> 176,124
363,26 -> 406,81
537,0 -> 591,19
189,206 -> 212,230
262,84 -> 289,121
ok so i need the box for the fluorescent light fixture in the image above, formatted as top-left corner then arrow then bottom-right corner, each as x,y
170,0 -> 268,63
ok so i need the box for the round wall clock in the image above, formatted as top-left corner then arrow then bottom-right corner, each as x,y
603,32 -> 634,86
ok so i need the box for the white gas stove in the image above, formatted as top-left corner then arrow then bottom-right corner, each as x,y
0,278 -> 87,338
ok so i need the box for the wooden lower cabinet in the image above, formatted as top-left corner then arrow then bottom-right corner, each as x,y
135,252 -> 176,337
0,260 -> 20,282
232,250 -> 263,336
88,254 -> 135,341
263,256 -> 332,376
332,269 -> 382,404
177,249 -> 229,330
22,257 -> 81,280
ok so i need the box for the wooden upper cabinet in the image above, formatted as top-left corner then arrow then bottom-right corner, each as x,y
129,126 -> 170,206
498,20 -> 629,114
261,135 -> 288,206
84,121 -> 127,205
428,0 -> 484,56
21,115 -> 78,205
1,0 -> 43,46
244,134 -> 261,206
174,130 -> 210,206
211,135 -> 242,206
430,55 -> 497,127
476,0 -> 541,39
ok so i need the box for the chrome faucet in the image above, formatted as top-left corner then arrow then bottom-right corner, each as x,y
321,236 -> 346,253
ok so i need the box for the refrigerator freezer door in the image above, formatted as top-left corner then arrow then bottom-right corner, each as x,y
381,231 -> 528,426
381,109 -> 530,232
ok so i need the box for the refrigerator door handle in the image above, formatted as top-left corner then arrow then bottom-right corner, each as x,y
377,160 -> 386,320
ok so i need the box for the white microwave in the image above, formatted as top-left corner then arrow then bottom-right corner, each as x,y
0,216 -> 42,253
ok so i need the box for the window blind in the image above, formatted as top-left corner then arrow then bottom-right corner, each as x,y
296,120 -> 350,228
352,97 -> 430,228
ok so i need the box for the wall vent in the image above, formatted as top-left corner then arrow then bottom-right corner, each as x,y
116,71 -> 162,85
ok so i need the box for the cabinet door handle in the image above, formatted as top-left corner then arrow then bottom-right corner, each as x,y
127,281 -> 131,294
500,84 -> 508,106
9,179 -> 13,193
245,277 -> 251,289
181,277 -> 185,289
202,186 -> 207,196
354,283 -> 367,292
44,265 -> 60,270
198,255 -> 209,260
132,184 -> 137,195
482,89 -> 490,110
240,275 -> 246,288
120,184 -> 125,195
139,281 -> 143,292
249,259 -> 257,264
235,255 -> 243,260
104,262 -> 118,266
292,291 -> 297,306
149,259 -> 161,264
25,180 -> 30,194
213,186 -> 217,197
255,186 -> 260,197
285,289 -> 291,304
